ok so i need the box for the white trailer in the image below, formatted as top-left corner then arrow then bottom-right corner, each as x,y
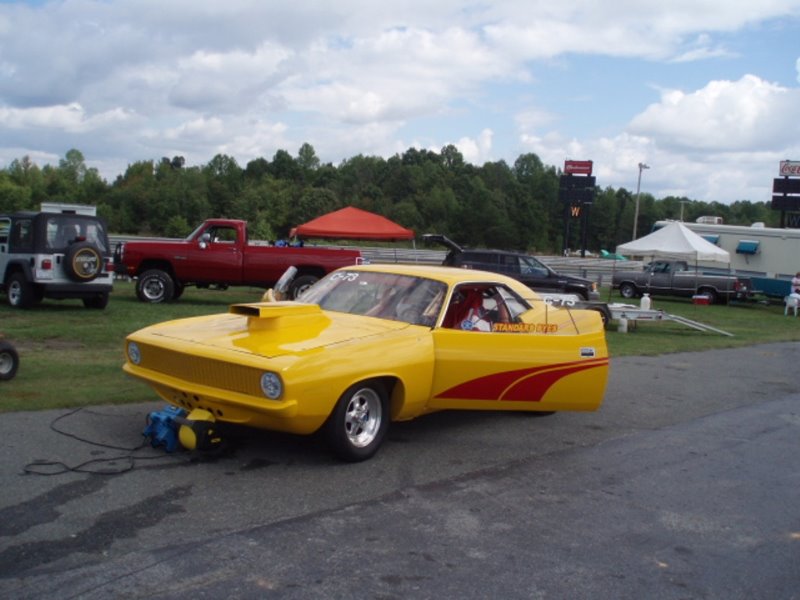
653,220 -> 800,279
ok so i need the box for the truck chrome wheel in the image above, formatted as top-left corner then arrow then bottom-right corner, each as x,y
619,282 -> 637,299
136,269 -> 175,303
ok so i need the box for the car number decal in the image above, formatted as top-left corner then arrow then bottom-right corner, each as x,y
330,272 -> 360,282
491,322 -> 558,333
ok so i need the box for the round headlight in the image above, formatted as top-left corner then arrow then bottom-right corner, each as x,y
127,342 -> 141,365
260,372 -> 283,400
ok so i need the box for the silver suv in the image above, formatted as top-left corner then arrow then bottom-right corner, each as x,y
0,209 -> 113,309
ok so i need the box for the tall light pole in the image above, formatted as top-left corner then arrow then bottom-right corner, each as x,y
679,200 -> 690,221
632,162 -> 650,240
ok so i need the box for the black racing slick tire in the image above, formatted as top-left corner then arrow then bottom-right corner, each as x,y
324,380 -> 390,462
136,269 -> 176,303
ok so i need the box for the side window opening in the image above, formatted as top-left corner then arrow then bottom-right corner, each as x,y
442,284 -> 522,331
11,219 -> 33,251
499,255 -> 519,275
0,218 -> 10,245
520,256 -> 548,277
209,226 -> 237,244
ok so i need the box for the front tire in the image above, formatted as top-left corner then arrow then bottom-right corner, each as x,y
618,282 -> 638,300
325,380 -> 389,462
0,340 -> 19,380
136,269 -> 175,303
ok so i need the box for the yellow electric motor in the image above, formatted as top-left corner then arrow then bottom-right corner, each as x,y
178,408 -> 223,452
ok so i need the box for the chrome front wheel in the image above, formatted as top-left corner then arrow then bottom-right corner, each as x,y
325,381 -> 389,462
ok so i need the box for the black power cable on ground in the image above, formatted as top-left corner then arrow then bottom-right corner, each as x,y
21,406 -> 227,476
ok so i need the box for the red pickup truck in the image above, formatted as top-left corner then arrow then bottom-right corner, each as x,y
115,219 -> 363,303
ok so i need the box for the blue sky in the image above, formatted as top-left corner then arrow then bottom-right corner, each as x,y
0,0 -> 799,206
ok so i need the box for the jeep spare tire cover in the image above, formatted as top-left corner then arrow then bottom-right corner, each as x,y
64,242 -> 103,282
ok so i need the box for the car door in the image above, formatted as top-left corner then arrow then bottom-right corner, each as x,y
178,224 -> 244,283
645,261 -> 675,294
428,283 -> 602,411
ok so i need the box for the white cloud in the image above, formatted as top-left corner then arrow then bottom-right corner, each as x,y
453,129 -> 494,165
0,0 -> 799,203
629,75 -> 800,152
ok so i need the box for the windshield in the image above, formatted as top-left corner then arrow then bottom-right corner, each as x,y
301,271 -> 447,327
44,216 -> 109,253
520,255 -> 550,277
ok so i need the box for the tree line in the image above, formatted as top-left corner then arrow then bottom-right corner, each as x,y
0,145 -> 779,254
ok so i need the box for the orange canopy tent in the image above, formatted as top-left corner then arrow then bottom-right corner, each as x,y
294,206 -> 415,241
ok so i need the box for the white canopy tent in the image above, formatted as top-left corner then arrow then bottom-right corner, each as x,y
616,221 -> 730,264
611,222 -> 733,306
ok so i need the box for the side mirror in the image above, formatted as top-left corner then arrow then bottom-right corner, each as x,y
199,232 -> 211,249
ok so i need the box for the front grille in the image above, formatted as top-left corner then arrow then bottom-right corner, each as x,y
140,343 -> 263,397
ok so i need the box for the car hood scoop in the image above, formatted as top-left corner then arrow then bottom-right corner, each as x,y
229,301 -> 326,329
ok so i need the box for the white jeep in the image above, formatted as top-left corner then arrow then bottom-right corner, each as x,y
0,209 -> 113,309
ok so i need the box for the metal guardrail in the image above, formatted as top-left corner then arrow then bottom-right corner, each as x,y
109,235 -> 639,286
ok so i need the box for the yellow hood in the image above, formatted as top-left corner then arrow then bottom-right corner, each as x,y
141,301 -> 412,359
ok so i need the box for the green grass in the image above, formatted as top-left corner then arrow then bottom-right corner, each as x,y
1,283 -> 798,412
601,290 -> 800,356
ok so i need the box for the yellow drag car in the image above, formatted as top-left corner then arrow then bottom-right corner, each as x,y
124,264 -> 609,461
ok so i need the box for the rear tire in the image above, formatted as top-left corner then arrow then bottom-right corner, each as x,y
83,292 -> 110,309
589,306 -> 610,328
6,273 -> 41,308
289,274 -> 319,299
136,269 -> 175,303
324,380 -> 389,462
697,287 -> 719,304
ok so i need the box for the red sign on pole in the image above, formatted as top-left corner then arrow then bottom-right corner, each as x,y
564,160 -> 593,176
779,161 -> 800,176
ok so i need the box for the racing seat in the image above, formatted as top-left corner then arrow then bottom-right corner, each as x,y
443,288 -> 485,329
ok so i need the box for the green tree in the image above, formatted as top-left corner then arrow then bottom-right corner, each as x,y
290,188 -> 339,230
297,143 -> 320,172
270,150 -> 300,181
0,173 -> 32,212
164,215 -> 191,238
204,154 -> 242,217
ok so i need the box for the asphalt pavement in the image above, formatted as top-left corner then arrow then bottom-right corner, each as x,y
0,341 -> 798,599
